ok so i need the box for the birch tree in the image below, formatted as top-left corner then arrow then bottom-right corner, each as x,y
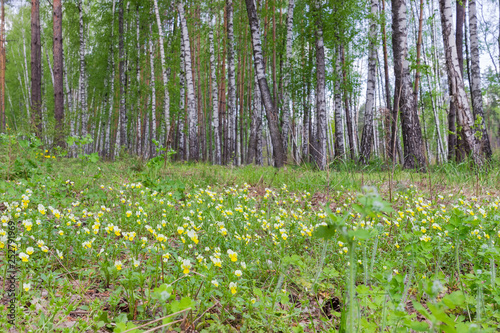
282,0 -> 294,154
178,20 -> 186,161
469,0 -> 492,158
178,2 -> 198,161
104,0 -> 116,158
78,0 -> 88,151
314,0 -> 327,170
227,0 -> 236,164
359,0 -> 378,164
245,0 -> 285,168
148,26 -> 157,157
153,0 -> 171,148
438,0 -> 483,166
334,45 -> 344,159
391,0 -> 426,170
118,0 -> 127,151
209,15 -> 221,165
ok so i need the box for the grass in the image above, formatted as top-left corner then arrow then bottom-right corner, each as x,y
1,136 -> 500,332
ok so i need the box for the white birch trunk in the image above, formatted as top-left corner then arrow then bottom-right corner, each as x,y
334,45 -> 345,159
245,0 -> 285,167
153,0 -> 171,149
178,32 -> 186,160
178,2 -> 198,161
136,7 -> 142,157
282,0 -> 294,153
118,0 -> 127,151
78,0 -> 88,153
359,0 -> 378,164
105,0 -> 116,158
438,0 -> 483,166
44,47 -> 54,86
209,15 -> 221,164
148,29 -> 157,158
227,0 -> 237,164
469,0 -> 492,158
21,14 -> 31,103
314,0 -> 327,170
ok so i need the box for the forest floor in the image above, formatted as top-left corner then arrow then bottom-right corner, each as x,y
1,149 -> 500,332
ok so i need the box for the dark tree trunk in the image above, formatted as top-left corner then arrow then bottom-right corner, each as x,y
391,0 -> 426,171
53,0 -> 64,146
245,0 -> 285,168
31,0 -> 42,138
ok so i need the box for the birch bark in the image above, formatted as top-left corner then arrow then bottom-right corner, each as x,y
118,0 -> 127,151
391,0 -> 426,170
438,0 -> 482,166
78,0 -> 88,151
178,30 -> 186,160
153,0 -> 171,149
359,0 -> 378,164
281,0 -> 294,154
209,15 -> 221,164
245,0 -> 285,167
314,0 -> 327,170
178,2 -> 198,161
469,0 -> 492,158
227,0 -> 236,163
149,26 -> 157,157
104,0 -> 116,158
334,45 -> 344,159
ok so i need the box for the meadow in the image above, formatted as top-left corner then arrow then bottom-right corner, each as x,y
1,135 -> 500,332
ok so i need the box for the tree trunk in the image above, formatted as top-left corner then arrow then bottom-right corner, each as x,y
227,0 -> 236,164
391,0 -> 426,170
359,0 -> 378,164
178,25 -> 186,161
334,45 -> 344,159
30,0 -> 42,138
148,27 -> 157,157
247,68 -> 262,165
135,5 -> 141,157
282,0 -> 294,155
314,0 -> 327,170
53,0 -> 64,146
78,0 -> 88,151
245,0 -> 285,168
438,0 -> 483,166
469,0 -> 492,158
118,0 -> 127,152
209,15 -> 221,165
340,44 -> 356,160
105,0 -> 116,158
178,2 -> 198,161
153,0 -> 171,149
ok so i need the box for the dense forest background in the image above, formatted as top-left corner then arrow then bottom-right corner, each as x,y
1,0 -> 499,169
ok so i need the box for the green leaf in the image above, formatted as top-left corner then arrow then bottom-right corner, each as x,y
313,224 -> 337,240
348,228 -> 371,240
171,296 -> 194,313
442,291 -> 465,310
253,287 -> 263,297
404,320 -> 430,331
